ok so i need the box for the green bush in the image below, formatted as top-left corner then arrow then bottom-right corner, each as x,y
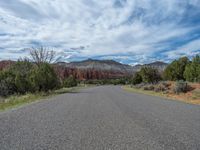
139,67 -> 161,83
173,80 -> 188,94
164,57 -> 189,81
130,72 -> 142,85
184,55 -> 200,82
0,60 -> 34,96
111,78 -> 127,85
29,63 -> 60,92
12,61 -> 33,94
0,70 -> 16,97
63,75 -> 78,88
0,61 -> 60,96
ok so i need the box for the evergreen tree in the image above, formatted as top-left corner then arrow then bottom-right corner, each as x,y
130,72 -> 142,85
63,75 -> 78,88
29,63 -> 60,92
164,57 -> 189,81
139,67 -> 161,83
184,55 -> 200,82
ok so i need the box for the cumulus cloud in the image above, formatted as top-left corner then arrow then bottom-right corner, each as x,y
0,0 -> 200,63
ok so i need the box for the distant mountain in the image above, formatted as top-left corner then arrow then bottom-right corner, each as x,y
0,59 -> 168,80
57,59 -> 168,72
133,61 -> 168,72
57,59 -> 134,74
56,59 -> 168,80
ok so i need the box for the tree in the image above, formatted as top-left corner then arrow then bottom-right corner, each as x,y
0,60 -> 34,96
139,67 -> 161,83
184,55 -> 200,82
12,60 -> 34,94
29,47 -> 61,65
63,75 -> 78,88
29,63 -> 60,92
163,57 -> 189,81
130,72 -> 142,85
0,70 -> 16,97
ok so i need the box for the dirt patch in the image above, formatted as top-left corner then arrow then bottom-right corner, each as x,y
125,82 -> 200,105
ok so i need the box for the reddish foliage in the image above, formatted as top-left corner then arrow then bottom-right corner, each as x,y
0,60 -> 15,71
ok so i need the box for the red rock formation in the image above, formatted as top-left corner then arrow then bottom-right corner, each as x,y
54,65 -> 128,80
0,60 -> 130,80
0,60 -> 15,71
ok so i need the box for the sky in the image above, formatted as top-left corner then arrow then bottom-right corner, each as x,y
0,0 -> 200,65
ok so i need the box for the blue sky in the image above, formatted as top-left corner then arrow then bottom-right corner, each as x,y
0,0 -> 200,64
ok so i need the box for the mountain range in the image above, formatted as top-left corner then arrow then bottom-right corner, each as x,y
57,59 -> 167,72
0,59 -> 168,80
55,59 -> 168,80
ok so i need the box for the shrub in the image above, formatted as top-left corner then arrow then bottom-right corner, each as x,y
0,73 -> 16,97
12,61 -> 34,94
0,61 -> 60,96
111,78 -> 127,85
0,60 -> 35,96
173,80 -> 188,94
0,70 -> 16,97
139,67 -> 161,83
133,83 -> 146,89
29,63 -> 60,92
154,82 -> 169,92
164,57 -> 189,81
184,55 -> 200,82
131,72 -> 142,85
143,84 -> 155,91
63,75 -> 78,88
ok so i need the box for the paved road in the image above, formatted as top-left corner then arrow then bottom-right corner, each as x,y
0,86 -> 200,150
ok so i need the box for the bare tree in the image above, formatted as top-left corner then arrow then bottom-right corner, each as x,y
29,47 -> 61,65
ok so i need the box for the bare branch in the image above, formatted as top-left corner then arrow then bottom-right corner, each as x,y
29,47 -> 61,65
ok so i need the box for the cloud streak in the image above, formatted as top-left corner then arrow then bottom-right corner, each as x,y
0,0 -> 200,64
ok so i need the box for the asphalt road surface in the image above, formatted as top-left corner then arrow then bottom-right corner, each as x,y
0,86 -> 200,150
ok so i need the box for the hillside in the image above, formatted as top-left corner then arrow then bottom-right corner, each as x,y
133,61 -> 168,72
57,59 -> 134,73
0,59 -> 168,80
55,59 -> 168,80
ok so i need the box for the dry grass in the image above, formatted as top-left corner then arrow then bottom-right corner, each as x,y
0,86 -> 87,111
123,83 -> 200,105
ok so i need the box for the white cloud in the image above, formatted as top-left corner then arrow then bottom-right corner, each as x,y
0,0 -> 200,63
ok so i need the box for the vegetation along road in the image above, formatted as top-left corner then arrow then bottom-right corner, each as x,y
0,86 -> 200,150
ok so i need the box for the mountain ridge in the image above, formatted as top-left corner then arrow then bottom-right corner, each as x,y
0,59 -> 168,80
57,59 -> 168,72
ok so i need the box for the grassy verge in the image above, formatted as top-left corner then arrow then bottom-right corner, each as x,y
0,85 -> 88,111
122,85 -> 200,105
122,85 -> 167,98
